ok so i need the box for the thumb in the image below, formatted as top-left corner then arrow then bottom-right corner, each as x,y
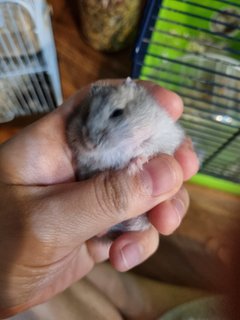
36,155 -> 183,244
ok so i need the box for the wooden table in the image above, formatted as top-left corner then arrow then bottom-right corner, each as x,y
0,1 -> 239,291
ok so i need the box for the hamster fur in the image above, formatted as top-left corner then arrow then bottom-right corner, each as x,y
66,78 -> 184,234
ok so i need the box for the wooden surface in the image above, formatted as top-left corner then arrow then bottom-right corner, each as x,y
0,0 -> 239,291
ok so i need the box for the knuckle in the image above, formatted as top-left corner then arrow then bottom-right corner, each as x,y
93,171 -> 131,221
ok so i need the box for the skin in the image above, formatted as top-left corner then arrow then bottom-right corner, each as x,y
0,80 -> 199,318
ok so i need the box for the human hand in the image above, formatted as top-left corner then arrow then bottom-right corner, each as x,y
0,80 -> 198,317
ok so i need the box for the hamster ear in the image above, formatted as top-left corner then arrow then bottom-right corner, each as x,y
90,83 -> 116,96
123,77 -> 138,88
89,84 -> 103,96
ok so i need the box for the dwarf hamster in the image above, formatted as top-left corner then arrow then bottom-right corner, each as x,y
66,78 -> 184,235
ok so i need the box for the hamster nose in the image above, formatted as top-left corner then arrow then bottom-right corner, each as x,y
82,126 -> 96,150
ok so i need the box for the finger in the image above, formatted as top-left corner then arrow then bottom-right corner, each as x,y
174,137 -> 199,181
86,237 -> 112,263
35,155 -> 183,244
109,226 -> 159,272
137,80 -> 184,120
148,186 -> 189,235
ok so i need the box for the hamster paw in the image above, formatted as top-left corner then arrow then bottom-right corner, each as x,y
99,215 -> 150,240
127,156 -> 148,176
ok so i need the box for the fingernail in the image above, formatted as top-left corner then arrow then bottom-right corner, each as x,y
141,157 -> 178,196
120,243 -> 142,270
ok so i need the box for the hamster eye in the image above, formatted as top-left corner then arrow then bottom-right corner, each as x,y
110,109 -> 124,119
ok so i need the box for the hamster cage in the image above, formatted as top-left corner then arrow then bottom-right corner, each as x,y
0,0 -> 62,123
133,0 -> 240,194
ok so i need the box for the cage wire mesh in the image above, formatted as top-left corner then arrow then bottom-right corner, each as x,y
0,0 -> 62,123
133,0 -> 240,189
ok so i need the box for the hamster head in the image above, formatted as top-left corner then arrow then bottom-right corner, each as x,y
78,79 -> 155,151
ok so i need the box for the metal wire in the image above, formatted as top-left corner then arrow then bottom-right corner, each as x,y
148,27 -> 240,56
153,17 -> 240,42
161,5 -> 240,30
141,64 -> 240,105
133,0 -> 240,183
138,61 -> 240,94
143,38 -> 240,68
212,0 -> 240,8
141,73 -> 240,119
175,0 -> 240,17
144,51 -> 240,81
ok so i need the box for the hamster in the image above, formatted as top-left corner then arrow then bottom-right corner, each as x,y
66,78 -> 184,236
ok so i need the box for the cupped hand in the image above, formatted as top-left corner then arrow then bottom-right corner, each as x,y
0,80 -> 198,317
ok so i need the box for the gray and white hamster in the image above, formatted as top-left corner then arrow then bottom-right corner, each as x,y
66,78 -> 184,236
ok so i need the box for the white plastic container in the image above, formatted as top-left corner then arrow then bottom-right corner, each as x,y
0,0 -> 62,122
